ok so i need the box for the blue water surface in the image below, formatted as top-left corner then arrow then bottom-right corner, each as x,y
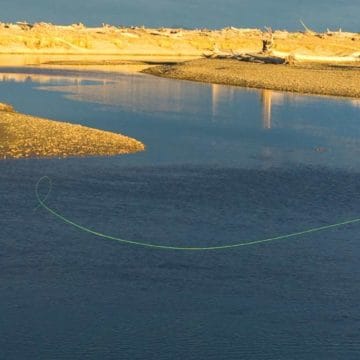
0,68 -> 359,359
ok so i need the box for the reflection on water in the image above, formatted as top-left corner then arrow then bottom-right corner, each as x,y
211,84 -> 235,119
350,99 -> 360,107
261,89 -> 360,131
37,73 -> 209,114
261,89 -> 273,129
1,68 -> 360,169
0,72 -> 104,85
260,89 -> 287,129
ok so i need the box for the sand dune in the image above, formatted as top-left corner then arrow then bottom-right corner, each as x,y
0,22 -> 359,60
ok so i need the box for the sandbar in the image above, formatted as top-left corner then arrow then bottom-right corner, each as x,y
0,103 -> 144,159
145,59 -> 360,98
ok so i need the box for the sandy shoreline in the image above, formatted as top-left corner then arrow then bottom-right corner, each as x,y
0,103 -> 144,159
145,59 -> 360,99
1,24 -> 359,160
2,53 -> 359,99
1,23 -> 359,98
1,23 -> 359,58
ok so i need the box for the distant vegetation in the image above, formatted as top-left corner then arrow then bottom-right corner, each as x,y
0,22 -> 359,58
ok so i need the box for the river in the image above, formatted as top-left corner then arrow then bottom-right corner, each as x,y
1,67 -> 359,359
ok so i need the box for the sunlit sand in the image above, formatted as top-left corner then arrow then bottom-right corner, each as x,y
1,23 -> 359,60
0,103 -> 144,159
146,59 -> 360,99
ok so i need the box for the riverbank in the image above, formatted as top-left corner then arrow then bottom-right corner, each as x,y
1,23 -> 359,59
1,23 -> 360,98
0,103 -> 144,159
145,59 -> 360,98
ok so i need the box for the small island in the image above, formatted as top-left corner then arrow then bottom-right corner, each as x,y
145,58 -> 360,99
0,102 -> 145,159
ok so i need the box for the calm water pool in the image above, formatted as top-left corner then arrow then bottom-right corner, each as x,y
1,68 -> 359,359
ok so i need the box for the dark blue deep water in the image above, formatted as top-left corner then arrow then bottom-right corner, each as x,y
1,68 -> 360,359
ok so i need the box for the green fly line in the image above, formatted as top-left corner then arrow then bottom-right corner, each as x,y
35,176 -> 360,251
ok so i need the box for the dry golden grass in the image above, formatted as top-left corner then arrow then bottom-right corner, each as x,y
0,103 -> 144,159
0,103 -> 15,112
0,23 -> 359,58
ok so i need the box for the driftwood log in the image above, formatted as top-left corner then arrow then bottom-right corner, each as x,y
203,52 -> 286,64
236,53 -> 285,64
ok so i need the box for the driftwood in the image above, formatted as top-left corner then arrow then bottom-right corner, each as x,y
262,27 -> 274,54
203,52 -> 233,59
203,50 -> 360,65
236,53 -> 285,64
299,20 -> 316,34
16,21 -> 33,30
203,51 -> 286,64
